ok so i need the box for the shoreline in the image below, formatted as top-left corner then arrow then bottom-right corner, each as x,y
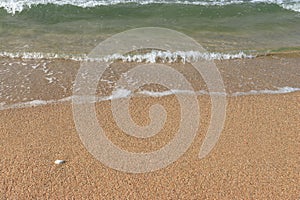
1,90 -> 300,112
1,50 -> 299,108
1,48 -> 300,61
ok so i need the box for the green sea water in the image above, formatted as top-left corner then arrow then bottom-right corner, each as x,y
0,2 -> 300,56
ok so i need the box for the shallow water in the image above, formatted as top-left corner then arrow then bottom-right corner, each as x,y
0,0 -> 300,55
0,54 -> 299,110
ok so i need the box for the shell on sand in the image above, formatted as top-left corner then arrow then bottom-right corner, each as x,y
54,160 -> 65,165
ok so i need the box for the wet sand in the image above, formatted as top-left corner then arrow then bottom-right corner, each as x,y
1,92 -> 299,199
1,52 -> 300,107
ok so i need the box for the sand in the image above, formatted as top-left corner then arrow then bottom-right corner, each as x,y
1,91 -> 299,199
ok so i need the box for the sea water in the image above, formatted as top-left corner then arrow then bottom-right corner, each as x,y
0,0 -> 300,109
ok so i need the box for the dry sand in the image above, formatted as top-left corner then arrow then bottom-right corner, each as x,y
1,92 -> 299,199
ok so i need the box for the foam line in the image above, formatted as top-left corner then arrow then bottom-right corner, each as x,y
1,0 -> 299,15
0,50 -> 256,63
1,87 -> 299,111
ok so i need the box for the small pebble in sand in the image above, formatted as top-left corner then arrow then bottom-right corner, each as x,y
54,160 -> 65,165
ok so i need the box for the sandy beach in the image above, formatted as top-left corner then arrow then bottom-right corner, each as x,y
1,91 -> 299,199
1,0 -> 300,198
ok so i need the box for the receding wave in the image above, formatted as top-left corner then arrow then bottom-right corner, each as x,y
0,50 -> 256,63
1,87 -> 299,111
0,0 -> 300,14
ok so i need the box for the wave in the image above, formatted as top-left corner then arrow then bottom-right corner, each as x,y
1,0 -> 300,14
102,51 -> 256,62
1,87 -> 299,111
231,87 -> 300,96
137,87 -> 300,97
0,50 -> 256,63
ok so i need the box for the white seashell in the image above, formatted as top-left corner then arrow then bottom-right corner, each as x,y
54,160 -> 65,165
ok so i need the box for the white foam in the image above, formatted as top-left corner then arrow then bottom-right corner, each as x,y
1,87 -> 299,111
45,77 -> 54,83
1,0 -> 299,15
138,89 -> 204,97
107,88 -> 132,99
139,89 -> 187,97
105,51 -> 256,63
0,51 -> 83,61
280,2 -> 300,12
0,97 -> 71,110
231,87 -> 300,96
28,100 -> 49,105
0,50 -> 256,63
